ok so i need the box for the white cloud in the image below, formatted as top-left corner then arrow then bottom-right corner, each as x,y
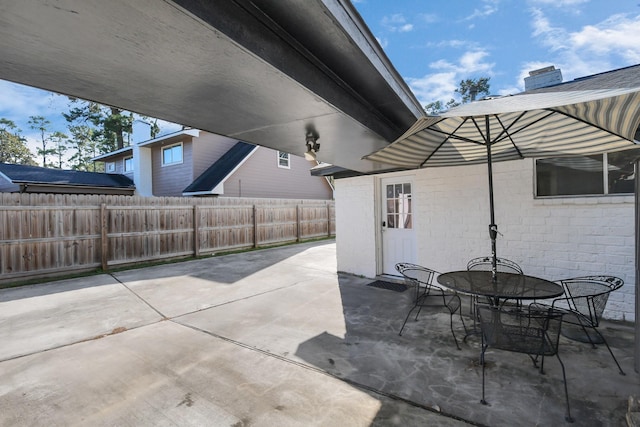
527,9 -> 640,82
529,0 -> 588,6
407,50 -> 496,106
418,13 -> 439,24
463,0 -> 500,21
382,13 -> 414,32
406,72 -> 459,106
570,14 -> 640,63
0,80 -> 68,129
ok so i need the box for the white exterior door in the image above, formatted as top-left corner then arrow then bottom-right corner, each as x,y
381,178 -> 417,275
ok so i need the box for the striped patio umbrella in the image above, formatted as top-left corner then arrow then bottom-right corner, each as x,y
363,87 -> 640,276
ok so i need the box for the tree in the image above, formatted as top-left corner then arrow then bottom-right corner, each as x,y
63,98 -> 157,151
424,99 -> 459,115
28,115 -> 56,166
67,125 -> 101,171
49,131 -> 69,168
0,118 -> 36,165
455,77 -> 490,103
424,77 -> 491,114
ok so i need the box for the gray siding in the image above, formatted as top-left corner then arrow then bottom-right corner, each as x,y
103,152 -> 134,180
152,139 -> 194,197
191,133 -> 238,178
223,147 -> 333,199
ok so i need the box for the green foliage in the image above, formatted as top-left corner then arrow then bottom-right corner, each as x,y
0,118 -> 36,165
424,99 -> 459,115
424,77 -> 491,114
49,131 -> 69,168
67,125 -> 100,171
455,77 -> 491,103
6,96 -> 168,171
28,115 -> 57,167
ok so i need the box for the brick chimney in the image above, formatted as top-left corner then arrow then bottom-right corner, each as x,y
524,65 -> 563,91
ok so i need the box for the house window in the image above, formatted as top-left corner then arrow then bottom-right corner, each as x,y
162,143 -> 183,166
106,162 -> 116,173
278,151 -> 290,169
123,156 -> 133,172
535,149 -> 640,197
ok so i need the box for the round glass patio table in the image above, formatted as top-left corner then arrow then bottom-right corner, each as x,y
437,270 -> 563,305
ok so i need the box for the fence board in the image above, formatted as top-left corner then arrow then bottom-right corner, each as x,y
0,193 -> 334,283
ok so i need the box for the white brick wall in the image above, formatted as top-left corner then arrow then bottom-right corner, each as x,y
336,158 -> 636,321
335,175 -> 378,279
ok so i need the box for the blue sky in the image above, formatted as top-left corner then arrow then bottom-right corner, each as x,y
1,0 -> 640,163
353,0 -> 640,104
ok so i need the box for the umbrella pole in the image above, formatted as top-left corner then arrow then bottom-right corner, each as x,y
485,116 -> 498,279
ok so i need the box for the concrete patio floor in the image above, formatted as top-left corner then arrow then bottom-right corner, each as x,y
0,240 -> 638,426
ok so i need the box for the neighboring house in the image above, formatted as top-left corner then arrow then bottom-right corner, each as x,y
0,162 -> 135,195
334,64 -> 640,322
93,130 -> 334,199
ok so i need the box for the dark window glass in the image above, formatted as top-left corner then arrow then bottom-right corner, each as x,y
536,155 -> 604,196
536,149 -> 640,197
608,150 -> 639,194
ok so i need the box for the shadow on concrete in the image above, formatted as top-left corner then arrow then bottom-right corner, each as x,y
0,273 -> 118,303
295,274 -> 639,426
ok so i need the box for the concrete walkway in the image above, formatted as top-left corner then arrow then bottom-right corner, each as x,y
0,240 -> 638,426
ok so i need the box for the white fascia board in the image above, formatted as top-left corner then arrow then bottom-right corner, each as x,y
138,129 -> 200,147
92,146 -> 133,161
182,182 -> 224,197
325,0 -> 424,117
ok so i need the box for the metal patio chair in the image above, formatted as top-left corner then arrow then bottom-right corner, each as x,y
467,256 -> 524,275
396,263 -> 466,350
477,304 -> 573,423
466,256 -> 524,325
532,276 -> 625,375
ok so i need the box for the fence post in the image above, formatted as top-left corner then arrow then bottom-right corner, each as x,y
296,205 -> 301,242
327,204 -> 331,237
253,205 -> 258,248
193,205 -> 200,257
100,203 -> 108,271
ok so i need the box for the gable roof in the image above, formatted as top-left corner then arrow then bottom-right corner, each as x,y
182,141 -> 258,196
0,163 -> 135,194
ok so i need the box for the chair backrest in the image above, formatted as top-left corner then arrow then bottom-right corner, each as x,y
559,276 -> 623,325
467,256 -> 523,274
395,262 -> 435,286
477,304 -> 563,356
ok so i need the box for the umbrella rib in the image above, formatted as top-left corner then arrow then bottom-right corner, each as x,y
548,108 -> 631,141
419,117 -> 471,167
494,114 -> 525,158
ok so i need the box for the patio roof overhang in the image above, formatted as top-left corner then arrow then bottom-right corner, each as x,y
0,0 -> 422,174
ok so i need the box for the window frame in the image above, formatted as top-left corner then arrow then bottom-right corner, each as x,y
105,162 -> 116,173
123,156 -> 133,172
162,142 -> 183,167
534,150 -> 638,198
277,151 -> 290,169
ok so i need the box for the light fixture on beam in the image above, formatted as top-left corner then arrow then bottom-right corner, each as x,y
304,131 -> 320,161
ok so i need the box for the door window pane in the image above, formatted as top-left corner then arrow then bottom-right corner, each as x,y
386,182 -> 412,229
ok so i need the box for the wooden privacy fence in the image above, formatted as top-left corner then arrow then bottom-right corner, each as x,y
0,193 -> 335,284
